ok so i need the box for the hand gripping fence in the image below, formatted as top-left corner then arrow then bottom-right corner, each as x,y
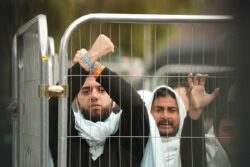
57,13 -> 233,167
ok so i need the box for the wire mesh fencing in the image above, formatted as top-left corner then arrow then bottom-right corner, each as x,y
52,13 -> 236,167
11,14 -> 53,167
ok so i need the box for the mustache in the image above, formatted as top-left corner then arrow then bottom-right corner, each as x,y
158,119 -> 173,126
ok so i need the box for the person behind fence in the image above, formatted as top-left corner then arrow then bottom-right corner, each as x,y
205,83 -> 238,167
139,73 -> 219,167
49,34 -> 150,167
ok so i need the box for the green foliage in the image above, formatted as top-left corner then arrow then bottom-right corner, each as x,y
15,0 -> 198,57
16,0 -> 76,51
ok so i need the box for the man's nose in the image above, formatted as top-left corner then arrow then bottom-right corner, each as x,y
90,88 -> 99,100
162,109 -> 170,119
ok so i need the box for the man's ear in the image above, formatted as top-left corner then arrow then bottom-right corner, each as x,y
112,101 -> 121,114
112,100 -> 116,108
72,97 -> 80,112
75,97 -> 81,109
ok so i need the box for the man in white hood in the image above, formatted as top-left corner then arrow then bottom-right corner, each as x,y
141,73 -> 219,167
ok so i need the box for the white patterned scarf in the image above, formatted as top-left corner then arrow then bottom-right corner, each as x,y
138,90 -> 167,167
205,126 -> 231,167
72,100 -> 122,160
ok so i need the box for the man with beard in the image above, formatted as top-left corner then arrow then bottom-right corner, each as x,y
142,73 -> 219,167
49,34 -> 149,167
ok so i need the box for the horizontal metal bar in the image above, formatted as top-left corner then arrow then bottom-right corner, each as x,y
57,13 -> 233,167
16,14 -> 46,35
59,13 -> 233,84
155,64 -> 236,74
81,13 -> 233,24
16,14 -> 48,57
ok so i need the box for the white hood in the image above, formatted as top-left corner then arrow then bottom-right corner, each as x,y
205,126 -> 231,167
138,90 -> 167,167
139,85 -> 187,167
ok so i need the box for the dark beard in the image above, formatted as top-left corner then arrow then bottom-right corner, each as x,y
158,119 -> 179,137
80,104 -> 112,122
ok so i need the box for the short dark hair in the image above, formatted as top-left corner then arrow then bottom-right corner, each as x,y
214,102 -> 235,133
153,87 -> 176,102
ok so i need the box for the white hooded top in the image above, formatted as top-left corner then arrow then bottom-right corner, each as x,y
139,85 -> 187,167
205,126 -> 231,167
138,90 -> 167,167
205,82 -> 236,167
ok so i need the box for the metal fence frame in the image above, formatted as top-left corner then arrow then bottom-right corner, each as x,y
48,37 -> 59,85
57,13 -> 233,167
11,14 -> 49,167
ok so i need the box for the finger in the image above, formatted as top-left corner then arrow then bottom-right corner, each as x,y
187,84 -> 193,96
74,48 -> 87,63
80,48 -> 87,54
194,73 -> 202,85
73,54 -> 81,62
187,73 -> 193,88
99,34 -> 106,39
199,74 -> 208,86
74,53 -> 81,59
100,34 -> 109,43
77,50 -> 81,54
205,88 -> 220,106
76,48 -> 87,55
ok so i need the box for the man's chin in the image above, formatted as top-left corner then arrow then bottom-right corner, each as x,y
89,116 -> 102,122
90,112 -> 110,122
80,106 -> 111,122
159,130 -> 176,137
90,109 -> 102,115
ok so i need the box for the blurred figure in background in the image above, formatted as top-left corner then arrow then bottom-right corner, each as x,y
206,102 -> 236,167
206,83 -> 238,167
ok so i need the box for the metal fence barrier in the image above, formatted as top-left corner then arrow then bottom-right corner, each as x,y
10,13 -> 236,167
48,37 -> 59,85
57,13 -> 235,167
11,14 -> 50,167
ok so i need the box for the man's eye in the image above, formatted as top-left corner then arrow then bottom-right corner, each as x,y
154,107 -> 163,113
169,108 -> 177,113
81,89 -> 90,94
100,87 -> 106,93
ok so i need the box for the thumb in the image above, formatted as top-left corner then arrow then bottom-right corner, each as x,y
212,88 -> 220,97
204,88 -> 220,106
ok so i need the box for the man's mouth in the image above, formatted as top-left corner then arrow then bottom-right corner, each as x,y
158,121 -> 173,128
90,104 -> 101,109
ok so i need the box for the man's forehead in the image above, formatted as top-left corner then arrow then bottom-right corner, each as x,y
82,76 -> 100,88
152,100 -> 178,110
153,96 -> 177,105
